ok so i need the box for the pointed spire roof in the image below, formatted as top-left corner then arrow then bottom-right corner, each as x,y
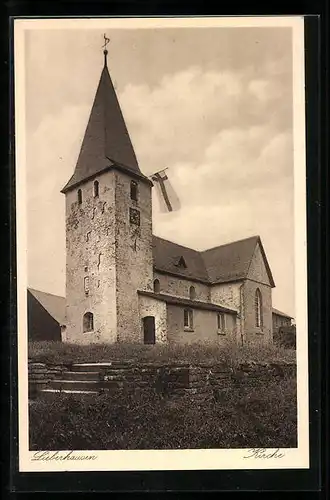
62,51 -> 150,193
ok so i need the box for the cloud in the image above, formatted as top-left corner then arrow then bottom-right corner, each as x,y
119,62 -> 292,177
27,104 -> 90,295
119,65 -> 294,313
27,57 -> 295,314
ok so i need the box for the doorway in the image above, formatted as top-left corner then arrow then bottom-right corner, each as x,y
143,316 -> 156,344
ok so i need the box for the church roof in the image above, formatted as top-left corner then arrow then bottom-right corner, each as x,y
138,290 -> 237,314
152,236 -> 209,282
153,235 -> 275,287
28,288 -> 66,324
62,54 -> 150,193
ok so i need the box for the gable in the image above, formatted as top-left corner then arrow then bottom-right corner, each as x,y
201,236 -> 259,283
247,242 -> 273,286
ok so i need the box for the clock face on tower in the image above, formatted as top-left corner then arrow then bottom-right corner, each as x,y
129,207 -> 140,226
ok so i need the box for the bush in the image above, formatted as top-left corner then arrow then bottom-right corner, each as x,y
29,376 -> 297,450
28,340 -> 296,367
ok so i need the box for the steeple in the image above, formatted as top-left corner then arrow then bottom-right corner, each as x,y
62,40 -> 149,193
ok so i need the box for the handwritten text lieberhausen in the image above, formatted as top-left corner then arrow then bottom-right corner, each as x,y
32,451 -> 97,462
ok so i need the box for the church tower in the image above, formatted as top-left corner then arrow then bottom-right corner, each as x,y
61,46 -> 154,344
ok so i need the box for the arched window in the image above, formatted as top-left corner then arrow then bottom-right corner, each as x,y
77,189 -> 82,204
93,180 -> 99,198
189,285 -> 196,300
130,181 -> 138,201
255,288 -> 263,328
83,312 -> 94,332
153,279 -> 160,293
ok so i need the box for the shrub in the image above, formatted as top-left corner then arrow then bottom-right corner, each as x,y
29,376 -> 297,450
28,340 -> 296,367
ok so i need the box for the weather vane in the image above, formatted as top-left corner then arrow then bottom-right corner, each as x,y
102,34 -> 110,66
102,34 -> 110,51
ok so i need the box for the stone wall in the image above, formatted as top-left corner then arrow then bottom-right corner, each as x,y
28,360 -> 296,400
243,279 -> 273,344
167,305 -> 236,344
153,272 -> 210,302
138,294 -> 167,343
64,168 -> 154,345
115,171 -> 154,342
64,171 -> 118,344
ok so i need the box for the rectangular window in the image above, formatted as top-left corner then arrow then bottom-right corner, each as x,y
84,276 -> 89,295
130,181 -> 138,201
129,207 -> 140,226
217,313 -> 226,334
184,308 -> 193,330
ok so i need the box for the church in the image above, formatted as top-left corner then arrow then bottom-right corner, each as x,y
60,47 -> 276,346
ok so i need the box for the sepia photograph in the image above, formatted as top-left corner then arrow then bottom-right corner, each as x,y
14,16 -> 308,472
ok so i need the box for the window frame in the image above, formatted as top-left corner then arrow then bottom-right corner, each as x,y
83,312 -> 94,333
217,312 -> 226,334
153,279 -> 160,293
84,276 -> 90,295
77,188 -> 82,205
93,180 -> 99,198
189,285 -> 196,300
184,308 -> 194,331
130,180 -> 138,201
255,288 -> 263,330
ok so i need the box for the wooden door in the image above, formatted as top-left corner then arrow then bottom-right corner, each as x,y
143,316 -> 156,344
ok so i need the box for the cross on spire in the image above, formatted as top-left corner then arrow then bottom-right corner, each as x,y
102,34 -> 110,66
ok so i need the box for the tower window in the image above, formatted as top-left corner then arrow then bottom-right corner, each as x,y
93,180 -> 99,198
77,189 -> 82,204
154,279 -> 160,293
84,276 -> 90,295
189,286 -> 196,300
184,308 -> 194,330
217,313 -> 226,334
83,312 -> 94,332
130,181 -> 138,201
255,288 -> 263,329
129,208 -> 140,226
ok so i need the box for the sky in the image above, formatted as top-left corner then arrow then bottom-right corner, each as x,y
24,25 -> 296,316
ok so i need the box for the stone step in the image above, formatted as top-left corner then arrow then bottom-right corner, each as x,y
72,362 -> 122,372
61,371 -> 100,381
40,388 -> 99,395
49,380 -> 101,391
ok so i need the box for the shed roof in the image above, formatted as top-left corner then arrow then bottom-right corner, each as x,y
28,288 -> 65,325
272,308 -> 293,319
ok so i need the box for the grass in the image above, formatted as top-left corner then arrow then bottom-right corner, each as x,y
29,376 -> 297,450
29,340 -> 296,368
